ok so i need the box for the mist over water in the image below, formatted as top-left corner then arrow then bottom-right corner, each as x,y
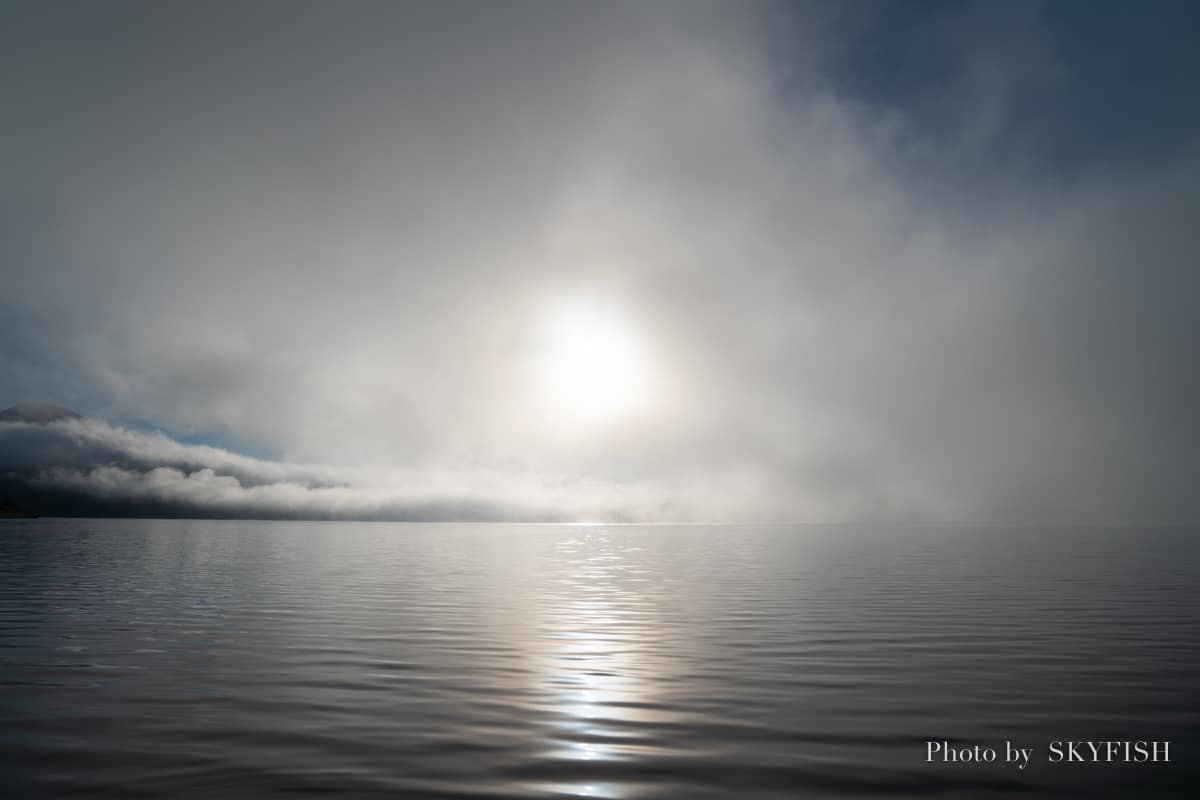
2,520 -> 1197,798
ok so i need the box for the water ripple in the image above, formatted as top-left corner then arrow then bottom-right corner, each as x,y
1,520 -> 1198,798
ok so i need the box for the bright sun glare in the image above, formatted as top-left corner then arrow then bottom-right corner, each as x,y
536,298 -> 651,431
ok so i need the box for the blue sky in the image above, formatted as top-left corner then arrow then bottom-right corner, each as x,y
814,0 -> 1200,174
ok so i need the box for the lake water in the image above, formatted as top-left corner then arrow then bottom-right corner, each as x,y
1,519 -> 1197,798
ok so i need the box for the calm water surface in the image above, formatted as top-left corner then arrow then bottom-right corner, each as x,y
1,520 -> 1197,798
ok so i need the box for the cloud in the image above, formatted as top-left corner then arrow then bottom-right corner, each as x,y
2,1 -> 1199,523
0,417 -> 749,522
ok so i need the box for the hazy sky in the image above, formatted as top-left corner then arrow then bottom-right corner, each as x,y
3,0 -> 1199,523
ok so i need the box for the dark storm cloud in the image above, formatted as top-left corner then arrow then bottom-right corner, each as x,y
2,1 -> 1198,522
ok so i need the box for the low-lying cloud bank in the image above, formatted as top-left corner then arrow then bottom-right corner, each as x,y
0,417 -> 722,522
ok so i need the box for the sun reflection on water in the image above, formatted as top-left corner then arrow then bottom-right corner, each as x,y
533,530 -> 656,799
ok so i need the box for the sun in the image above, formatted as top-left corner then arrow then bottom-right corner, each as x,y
535,297 -> 651,431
